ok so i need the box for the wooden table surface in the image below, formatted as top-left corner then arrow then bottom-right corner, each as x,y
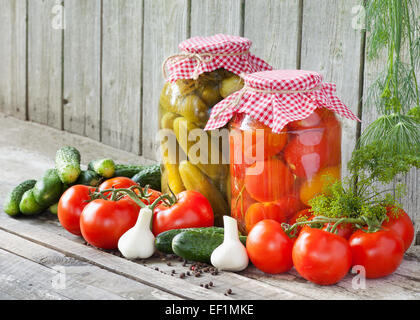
1,114 -> 419,300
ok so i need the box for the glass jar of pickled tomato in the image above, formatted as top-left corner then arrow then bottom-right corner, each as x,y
205,70 -> 359,234
159,34 -> 272,226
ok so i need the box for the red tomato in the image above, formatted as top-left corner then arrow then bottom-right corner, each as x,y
324,116 -> 341,166
382,207 -> 414,251
58,185 -> 95,236
153,190 -> 214,236
293,226 -> 352,285
246,219 -> 294,274
80,198 -> 139,249
288,108 -> 327,131
99,177 -> 137,192
245,158 -> 294,202
230,114 -> 287,165
284,128 -> 328,179
275,195 -> 307,219
231,187 -> 256,234
322,222 -> 354,240
245,202 -> 288,233
349,229 -> 405,279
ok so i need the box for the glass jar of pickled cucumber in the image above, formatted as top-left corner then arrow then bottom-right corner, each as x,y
205,69 -> 359,234
159,34 -> 272,226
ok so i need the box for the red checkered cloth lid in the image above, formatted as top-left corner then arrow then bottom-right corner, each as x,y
162,34 -> 272,82
205,69 -> 360,133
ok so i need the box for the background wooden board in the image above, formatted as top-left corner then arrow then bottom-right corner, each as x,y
63,0 -> 101,141
190,0 -> 243,36
27,0 -> 63,129
0,0 -> 418,242
244,0 -> 301,69
101,0 -> 143,154
0,0 -> 26,120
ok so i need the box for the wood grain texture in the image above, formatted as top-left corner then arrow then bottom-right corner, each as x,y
0,0 -> 26,120
63,0 -> 101,140
190,0 -> 242,36
0,230 -> 181,300
27,0 -> 63,129
142,0 -> 189,160
300,0 -> 363,175
244,0 -> 300,69
101,0 -> 143,154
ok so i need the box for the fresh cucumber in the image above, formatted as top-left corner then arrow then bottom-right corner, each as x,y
156,227 -> 224,254
3,180 -> 37,216
88,158 -> 115,178
33,169 -> 63,207
76,170 -> 102,187
172,229 -> 247,263
19,189 -> 45,215
113,164 -> 146,178
131,165 -> 161,191
55,146 -> 81,184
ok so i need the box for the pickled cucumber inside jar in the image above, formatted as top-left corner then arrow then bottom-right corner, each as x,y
219,74 -> 244,98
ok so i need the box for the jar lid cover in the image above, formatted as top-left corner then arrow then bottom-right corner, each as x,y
163,34 -> 272,82
205,69 -> 360,133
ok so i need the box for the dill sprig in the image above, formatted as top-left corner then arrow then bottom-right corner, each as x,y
361,0 -> 420,160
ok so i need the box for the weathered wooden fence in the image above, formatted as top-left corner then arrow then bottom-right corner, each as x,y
0,0 -> 418,240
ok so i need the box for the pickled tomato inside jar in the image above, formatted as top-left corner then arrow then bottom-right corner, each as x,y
228,108 -> 341,234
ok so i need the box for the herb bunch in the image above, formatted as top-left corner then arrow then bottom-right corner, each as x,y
361,0 -> 420,161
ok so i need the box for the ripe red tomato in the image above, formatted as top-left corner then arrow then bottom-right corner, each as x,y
58,185 -> 95,236
349,228 -> 404,279
288,108 -> 327,131
324,116 -> 341,166
153,190 -> 214,236
246,219 -> 294,274
230,114 -> 287,165
322,222 -> 354,240
245,158 -> 294,202
382,207 -> 414,251
245,202 -> 288,233
283,128 -> 328,179
80,198 -> 139,249
99,176 -> 137,192
275,195 -> 307,219
293,226 -> 352,285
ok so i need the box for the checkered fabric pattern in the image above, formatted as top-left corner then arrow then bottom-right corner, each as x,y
164,34 -> 272,82
205,70 -> 360,134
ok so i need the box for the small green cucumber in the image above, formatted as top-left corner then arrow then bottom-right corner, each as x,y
76,170 -> 102,187
88,158 -> 115,178
33,169 -> 63,207
55,146 -> 82,184
131,165 -> 161,191
19,189 -> 45,215
172,229 -> 247,263
155,227 -> 225,254
3,180 -> 37,216
113,164 -> 146,178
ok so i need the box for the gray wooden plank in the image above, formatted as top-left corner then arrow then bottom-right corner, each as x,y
63,0 -> 101,141
142,0 -> 189,160
0,213 -> 232,300
190,0 -> 242,36
300,0 -> 363,175
244,0 -> 300,69
0,0 -> 26,120
0,248 -> 130,300
0,229 -> 181,300
101,0 -> 143,154
27,0 -> 63,129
